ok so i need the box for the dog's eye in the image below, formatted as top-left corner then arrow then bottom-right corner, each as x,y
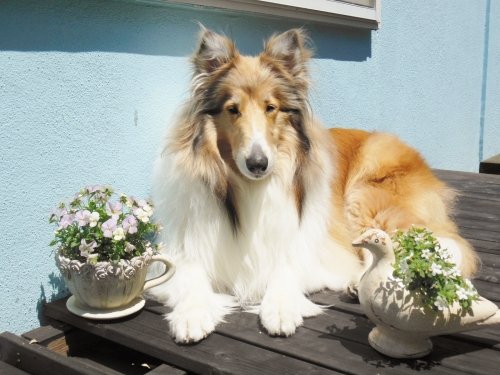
265,104 -> 276,114
227,106 -> 240,115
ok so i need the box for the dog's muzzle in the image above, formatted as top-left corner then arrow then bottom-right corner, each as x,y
245,144 -> 269,179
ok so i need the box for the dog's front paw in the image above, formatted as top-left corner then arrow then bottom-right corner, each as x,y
167,294 -> 236,344
259,294 -> 322,337
260,300 -> 302,336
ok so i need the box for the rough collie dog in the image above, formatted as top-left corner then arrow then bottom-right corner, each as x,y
151,28 -> 478,343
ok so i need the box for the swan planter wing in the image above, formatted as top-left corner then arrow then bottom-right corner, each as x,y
352,228 -> 500,359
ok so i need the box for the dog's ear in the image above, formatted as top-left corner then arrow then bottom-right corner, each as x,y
263,29 -> 312,78
192,26 -> 237,74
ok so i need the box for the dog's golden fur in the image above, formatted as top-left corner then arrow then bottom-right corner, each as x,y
330,128 -> 478,276
152,27 -> 478,343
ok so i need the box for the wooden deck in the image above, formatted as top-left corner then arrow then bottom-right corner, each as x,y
2,170 -> 500,374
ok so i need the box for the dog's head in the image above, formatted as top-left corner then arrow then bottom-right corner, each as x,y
190,27 -> 313,181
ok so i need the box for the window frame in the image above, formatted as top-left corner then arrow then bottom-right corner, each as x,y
140,0 -> 381,29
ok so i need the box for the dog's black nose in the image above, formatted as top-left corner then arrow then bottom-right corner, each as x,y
246,145 -> 268,175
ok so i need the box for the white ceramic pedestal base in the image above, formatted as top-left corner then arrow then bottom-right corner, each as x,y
66,295 -> 146,320
368,326 -> 433,359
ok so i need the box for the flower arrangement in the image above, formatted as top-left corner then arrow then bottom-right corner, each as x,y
49,185 -> 161,263
391,227 -> 478,312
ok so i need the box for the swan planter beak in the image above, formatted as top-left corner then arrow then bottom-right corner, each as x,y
352,228 -> 500,359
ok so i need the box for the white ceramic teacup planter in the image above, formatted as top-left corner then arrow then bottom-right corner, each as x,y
56,249 -> 175,319
352,229 -> 500,359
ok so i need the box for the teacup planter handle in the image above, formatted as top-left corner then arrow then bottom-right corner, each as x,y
143,255 -> 176,292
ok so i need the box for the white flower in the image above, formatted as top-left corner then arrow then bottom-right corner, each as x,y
443,267 -> 461,278
464,279 -> 474,289
463,279 -> 478,297
456,287 -> 469,300
124,242 -> 136,253
388,274 -> 405,288
113,227 -> 125,241
143,204 -> 153,216
120,193 -> 134,208
134,208 -> 150,223
436,247 -> 452,261
79,239 -> 98,258
430,263 -> 443,276
421,249 -> 432,259
89,211 -> 100,227
434,296 -> 448,311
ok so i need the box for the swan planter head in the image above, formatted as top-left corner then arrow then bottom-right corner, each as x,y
352,228 -> 500,359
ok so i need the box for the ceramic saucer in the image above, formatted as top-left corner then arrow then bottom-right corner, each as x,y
66,295 -> 145,320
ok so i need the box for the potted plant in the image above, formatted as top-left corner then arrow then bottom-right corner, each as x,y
49,185 -> 174,319
352,227 -> 500,359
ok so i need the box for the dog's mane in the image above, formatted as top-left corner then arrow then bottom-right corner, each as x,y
165,29 -> 320,232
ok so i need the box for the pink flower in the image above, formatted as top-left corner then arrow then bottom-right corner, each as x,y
102,218 -> 117,238
58,214 -> 74,229
106,201 -> 122,217
75,210 -> 91,226
122,215 -> 138,234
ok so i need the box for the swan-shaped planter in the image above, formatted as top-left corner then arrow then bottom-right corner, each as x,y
352,229 -> 500,359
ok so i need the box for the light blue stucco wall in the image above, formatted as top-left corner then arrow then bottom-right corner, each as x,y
0,0 -> 497,334
483,0 -> 500,161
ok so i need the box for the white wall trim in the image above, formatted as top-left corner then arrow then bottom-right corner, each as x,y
131,0 -> 381,29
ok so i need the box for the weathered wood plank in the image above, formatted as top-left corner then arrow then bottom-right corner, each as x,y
144,297 -> 500,375
453,215 -> 500,234
223,312 -> 441,375
471,279 -> 500,302
0,361 -> 30,375
215,305 -> 500,375
453,208 -> 500,224
458,227 -> 500,245
456,190 -> 500,204
45,299 -> 338,375
435,169 -> 500,186
145,363 -> 187,375
455,199 -> 500,221
0,332 -> 116,375
466,238 -> 500,256
474,264 -> 500,284
22,324 -> 69,347
478,251 -> 500,269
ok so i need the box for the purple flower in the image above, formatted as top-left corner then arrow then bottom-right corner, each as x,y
122,215 -> 138,234
58,214 -> 74,229
102,218 -> 117,238
75,210 -> 92,226
106,201 -> 122,217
